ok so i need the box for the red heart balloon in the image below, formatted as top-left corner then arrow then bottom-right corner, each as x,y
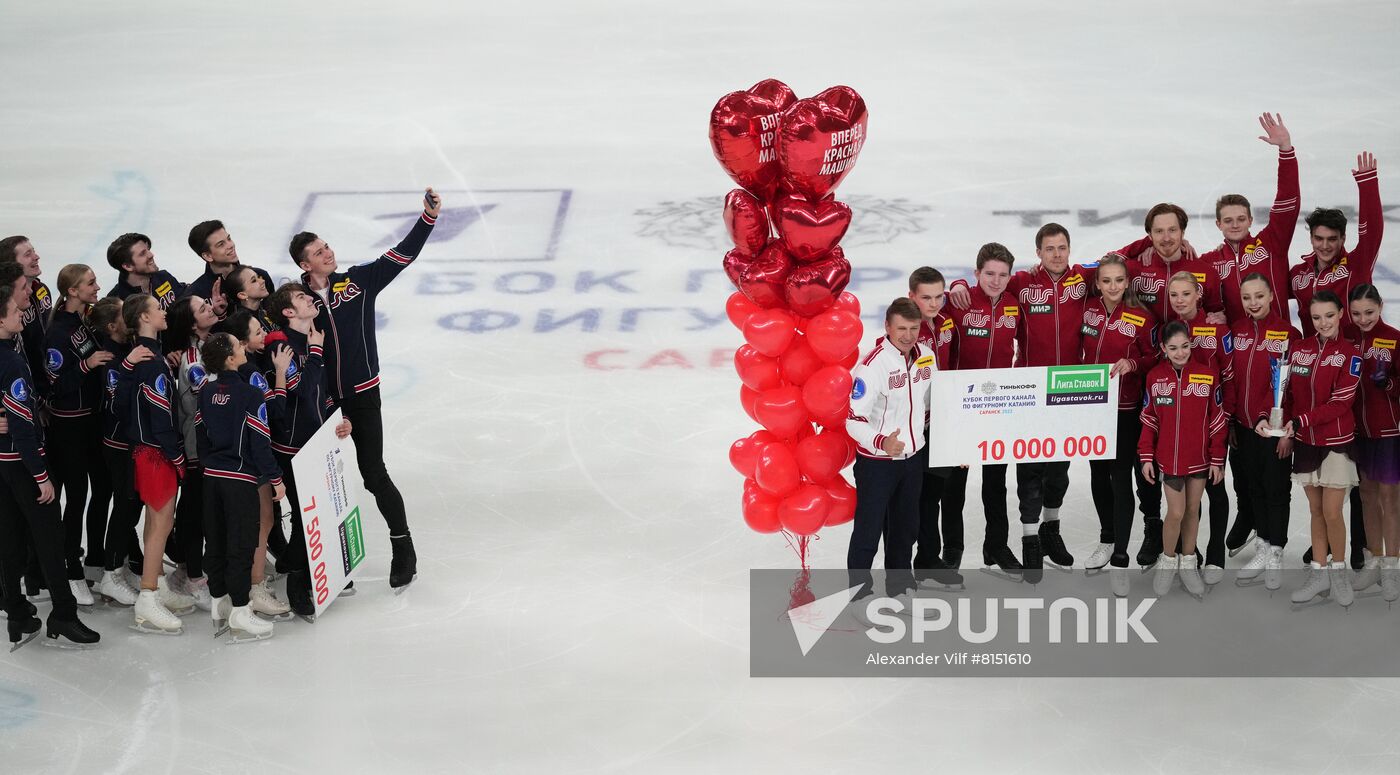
729,430 -> 778,479
755,441 -> 801,497
784,249 -> 851,317
779,334 -> 823,386
734,344 -> 783,390
832,291 -> 860,317
813,407 -> 847,430
740,385 -> 760,423
723,247 -> 755,290
754,385 -> 809,439
738,243 -> 793,309
777,85 -> 868,201
802,365 -> 854,419
806,309 -> 863,362
742,480 -> 782,533
776,194 -> 852,262
742,308 -> 797,358
779,484 -> 830,536
838,347 -> 860,370
709,79 -> 797,201
823,477 -> 857,526
794,431 -> 848,483
725,291 -> 760,330
723,189 -> 770,255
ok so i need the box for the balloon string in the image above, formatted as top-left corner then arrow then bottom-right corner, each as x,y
780,530 -> 815,570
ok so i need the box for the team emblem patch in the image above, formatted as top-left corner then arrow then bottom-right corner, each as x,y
1350,356 -> 1362,377
188,364 -> 207,388
285,359 -> 298,378
45,348 -> 63,372
10,378 -> 29,403
257,403 -> 268,425
154,374 -> 169,395
106,370 -> 119,389
1222,332 -> 1233,354
851,378 -> 866,400
250,372 -> 268,391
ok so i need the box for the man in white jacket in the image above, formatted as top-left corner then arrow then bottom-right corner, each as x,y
846,298 -> 934,599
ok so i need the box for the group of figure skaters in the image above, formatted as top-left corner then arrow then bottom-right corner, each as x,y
847,114 -> 1400,609
0,188 -> 442,649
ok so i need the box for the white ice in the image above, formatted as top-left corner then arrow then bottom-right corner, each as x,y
3,1 -> 1400,772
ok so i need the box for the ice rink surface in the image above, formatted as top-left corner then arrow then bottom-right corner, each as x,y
3,0 -> 1400,772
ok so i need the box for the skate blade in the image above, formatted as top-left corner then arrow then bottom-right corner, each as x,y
225,630 -> 273,645
1227,532 -> 1257,557
101,596 -> 136,608
342,585 -> 361,597
1044,563 -> 1073,574
42,636 -> 99,650
213,621 -> 229,639
979,568 -> 1024,583
1234,575 -> 1267,587
917,580 -> 967,593
165,605 -> 197,617
296,613 -> 315,624
391,577 -> 416,596
255,611 -> 295,623
1290,595 -> 1332,611
1354,588 -> 1385,599
1084,565 -> 1110,577
8,630 -> 41,652
129,621 -> 184,636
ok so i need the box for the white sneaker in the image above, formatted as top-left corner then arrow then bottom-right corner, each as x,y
97,570 -> 138,606
1179,554 -> 1206,596
156,575 -> 197,616
1085,543 -> 1113,571
1237,539 -> 1272,580
69,579 -> 94,607
133,589 -> 183,634
228,604 -> 274,642
184,576 -> 212,611
1152,554 -> 1179,596
1381,557 -> 1400,603
1109,566 -> 1130,597
249,580 -> 291,618
1264,547 -> 1284,591
1330,562 -> 1355,607
1291,563 -> 1331,604
1353,551 -> 1381,591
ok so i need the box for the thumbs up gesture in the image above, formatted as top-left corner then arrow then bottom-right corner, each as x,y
882,428 -> 906,456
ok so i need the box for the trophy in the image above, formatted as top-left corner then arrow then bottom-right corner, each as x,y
1267,340 -> 1290,436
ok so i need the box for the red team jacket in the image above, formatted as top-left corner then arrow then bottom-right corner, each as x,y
949,285 -> 1020,369
1354,321 -> 1400,440
917,312 -> 957,371
1010,264 -> 1092,367
1117,236 -> 1225,323
1289,166 -> 1382,338
1176,314 -> 1235,414
1139,361 -> 1228,476
1284,336 -> 1362,447
1079,299 -> 1156,410
1227,314 -> 1302,427
1201,148 -> 1300,324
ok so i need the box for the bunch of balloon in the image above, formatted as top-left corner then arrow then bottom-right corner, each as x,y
710,79 -> 869,566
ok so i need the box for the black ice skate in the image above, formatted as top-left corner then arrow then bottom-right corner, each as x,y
1136,519 -> 1163,570
1021,536 -> 1044,585
390,534 -> 418,593
980,544 -> 1024,582
1038,521 -> 1073,571
8,614 -> 41,652
45,616 -> 100,650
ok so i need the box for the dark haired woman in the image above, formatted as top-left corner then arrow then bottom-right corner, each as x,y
1347,284 -> 1400,602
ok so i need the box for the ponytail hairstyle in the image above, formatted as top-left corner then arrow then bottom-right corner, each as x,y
50,263 -> 92,326
1349,283 -> 1384,307
1092,253 -> 1145,309
120,294 -> 157,339
1159,319 -> 1191,351
89,297 -> 125,341
200,332 -> 238,374
163,295 -> 200,353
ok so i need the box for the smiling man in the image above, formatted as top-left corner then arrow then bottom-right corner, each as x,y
288,187 -> 441,593
0,236 -> 53,396
184,220 -> 273,319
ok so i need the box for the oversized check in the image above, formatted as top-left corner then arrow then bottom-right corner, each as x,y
926,365 -> 1120,467
290,409 -> 366,618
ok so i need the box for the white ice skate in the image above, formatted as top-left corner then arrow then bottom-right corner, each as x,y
1353,551 -> 1381,595
250,581 -> 293,622
1235,539 -> 1272,585
132,589 -> 183,635
1380,558 -> 1400,603
211,595 -> 232,638
1084,543 -> 1113,575
183,576 -> 212,611
1151,554 -> 1178,596
97,570 -> 138,606
1201,564 -> 1224,586
1228,528 -> 1257,558
1263,547 -> 1284,591
156,575 -> 196,616
69,579 -> 94,607
1330,562 -> 1355,608
1290,564 -> 1331,609
1178,554 -> 1205,599
227,604 -> 274,644
1109,567 -> 1130,598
